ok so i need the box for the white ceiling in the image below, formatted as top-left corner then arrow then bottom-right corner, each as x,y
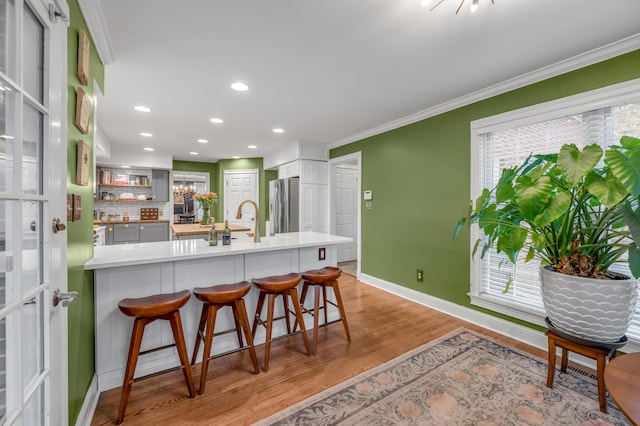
93,0 -> 640,163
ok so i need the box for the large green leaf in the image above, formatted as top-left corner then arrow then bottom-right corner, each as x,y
620,135 -> 640,150
557,144 -> 602,187
495,167 -> 516,203
628,244 -> 640,278
606,149 -> 640,197
533,191 -> 571,227
621,202 -> 640,249
496,225 -> 528,264
585,172 -> 628,208
515,175 -> 553,221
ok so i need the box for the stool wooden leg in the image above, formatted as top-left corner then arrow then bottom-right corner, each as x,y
331,281 -> 351,342
292,282 -> 310,333
322,285 -> 328,324
191,304 -> 209,365
546,337 -> 556,388
117,318 -> 147,424
198,305 -> 218,394
289,288 -> 312,356
230,302 -> 244,347
596,353 -> 607,413
234,299 -> 260,374
252,291 -> 266,339
169,312 -> 196,398
312,284 -> 321,354
561,348 -> 569,372
263,293 -> 277,372
282,294 -> 292,333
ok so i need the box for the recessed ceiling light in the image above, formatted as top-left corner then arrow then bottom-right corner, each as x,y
248,145 -> 257,149
272,128 -> 284,133
209,118 -> 224,124
197,139 -> 208,143
140,132 -> 153,137
231,82 -> 249,92
0,134 -> 14,139
232,156 -> 240,159
134,105 -> 151,112
121,165 -> 130,169
420,0 -> 432,6
189,152 -> 199,155
144,147 -> 154,151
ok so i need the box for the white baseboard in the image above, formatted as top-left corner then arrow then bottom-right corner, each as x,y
75,374 -> 99,426
358,273 -> 608,369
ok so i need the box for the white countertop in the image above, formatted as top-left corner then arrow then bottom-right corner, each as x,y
84,231 -> 352,270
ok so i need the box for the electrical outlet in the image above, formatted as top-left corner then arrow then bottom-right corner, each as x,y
417,269 -> 423,282
318,247 -> 326,261
158,211 -> 163,216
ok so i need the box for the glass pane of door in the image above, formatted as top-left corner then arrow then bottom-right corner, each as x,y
0,79 -> 16,193
22,3 -> 43,103
0,0 -> 17,79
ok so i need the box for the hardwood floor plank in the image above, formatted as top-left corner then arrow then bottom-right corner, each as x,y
91,274 -> 546,425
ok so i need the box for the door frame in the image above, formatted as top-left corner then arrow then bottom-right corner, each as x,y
328,152 -> 361,278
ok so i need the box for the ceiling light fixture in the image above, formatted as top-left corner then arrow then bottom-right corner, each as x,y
197,139 -> 208,143
248,145 -> 257,149
121,165 -> 130,169
209,117 -> 224,124
232,156 -> 240,159
134,105 -> 151,112
231,82 -> 249,92
189,152 -> 199,155
272,128 -> 284,133
144,147 -> 154,151
426,0 -> 492,14
140,132 -> 153,137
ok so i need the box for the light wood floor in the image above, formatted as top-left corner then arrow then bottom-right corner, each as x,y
91,273 -> 547,425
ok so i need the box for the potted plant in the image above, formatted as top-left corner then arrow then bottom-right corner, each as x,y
454,136 -> 640,344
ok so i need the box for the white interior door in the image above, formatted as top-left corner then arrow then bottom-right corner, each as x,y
1,0 -> 68,424
334,166 -> 358,262
224,169 -> 258,231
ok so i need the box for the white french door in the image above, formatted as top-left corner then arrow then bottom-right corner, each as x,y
224,169 -> 258,231
1,0 -> 68,425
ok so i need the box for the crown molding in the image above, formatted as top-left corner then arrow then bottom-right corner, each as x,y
329,33 -> 640,150
77,0 -> 115,65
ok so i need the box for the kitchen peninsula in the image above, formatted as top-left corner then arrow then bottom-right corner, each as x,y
84,231 -> 352,391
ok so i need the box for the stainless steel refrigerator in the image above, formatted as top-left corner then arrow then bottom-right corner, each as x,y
269,177 -> 300,234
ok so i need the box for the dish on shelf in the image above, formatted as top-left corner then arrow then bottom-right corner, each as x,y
120,193 -> 135,200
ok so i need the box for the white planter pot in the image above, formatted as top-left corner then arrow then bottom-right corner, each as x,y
540,266 -> 638,344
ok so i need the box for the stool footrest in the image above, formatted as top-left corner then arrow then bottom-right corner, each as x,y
139,342 -> 177,357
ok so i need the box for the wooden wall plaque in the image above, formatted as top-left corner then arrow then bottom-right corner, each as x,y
75,87 -> 91,134
76,140 -> 90,185
77,30 -> 90,85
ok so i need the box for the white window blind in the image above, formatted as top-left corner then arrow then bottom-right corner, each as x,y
470,83 -> 640,340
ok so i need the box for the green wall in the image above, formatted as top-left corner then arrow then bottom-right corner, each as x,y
330,50 -> 640,326
66,0 -> 104,424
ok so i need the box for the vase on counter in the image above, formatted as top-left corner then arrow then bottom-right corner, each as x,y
200,206 -> 212,227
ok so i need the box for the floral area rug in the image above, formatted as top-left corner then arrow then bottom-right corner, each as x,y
254,328 -> 630,425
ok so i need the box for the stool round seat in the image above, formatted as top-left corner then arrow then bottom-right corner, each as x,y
253,272 -> 302,293
118,290 -> 190,318
302,266 -> 341,283
194,281 -> 252,304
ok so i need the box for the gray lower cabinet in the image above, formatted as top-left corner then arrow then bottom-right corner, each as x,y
105,224 -> 114,245
139,223 -> 169,242
152,169 -> 169,202
114,223 -> 140,244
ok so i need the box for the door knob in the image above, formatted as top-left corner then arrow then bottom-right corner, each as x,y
53,288 -> 78,307
52,218 -> 66,233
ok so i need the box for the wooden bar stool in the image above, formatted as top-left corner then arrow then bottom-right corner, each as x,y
191,281 -> 260,394
294,266 -> 351,354
251,273 -> 312,372
117,290 -> 195,424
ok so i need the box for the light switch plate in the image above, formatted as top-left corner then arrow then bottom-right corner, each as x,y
364,190 -> 373,200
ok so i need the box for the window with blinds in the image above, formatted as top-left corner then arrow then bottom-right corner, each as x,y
469,81 -> 640,340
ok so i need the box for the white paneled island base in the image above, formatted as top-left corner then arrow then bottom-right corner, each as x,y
84,232 -> 352,391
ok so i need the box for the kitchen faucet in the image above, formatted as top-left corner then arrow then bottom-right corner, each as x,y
236,199 -> 260,243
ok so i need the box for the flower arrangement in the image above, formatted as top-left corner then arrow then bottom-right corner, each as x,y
192,192 -> 218,209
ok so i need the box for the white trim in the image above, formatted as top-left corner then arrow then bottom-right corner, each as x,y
359,273 -> 640,364
77,0 -> 115,65
74,375 -> 99,426
329,33 -> 640,149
